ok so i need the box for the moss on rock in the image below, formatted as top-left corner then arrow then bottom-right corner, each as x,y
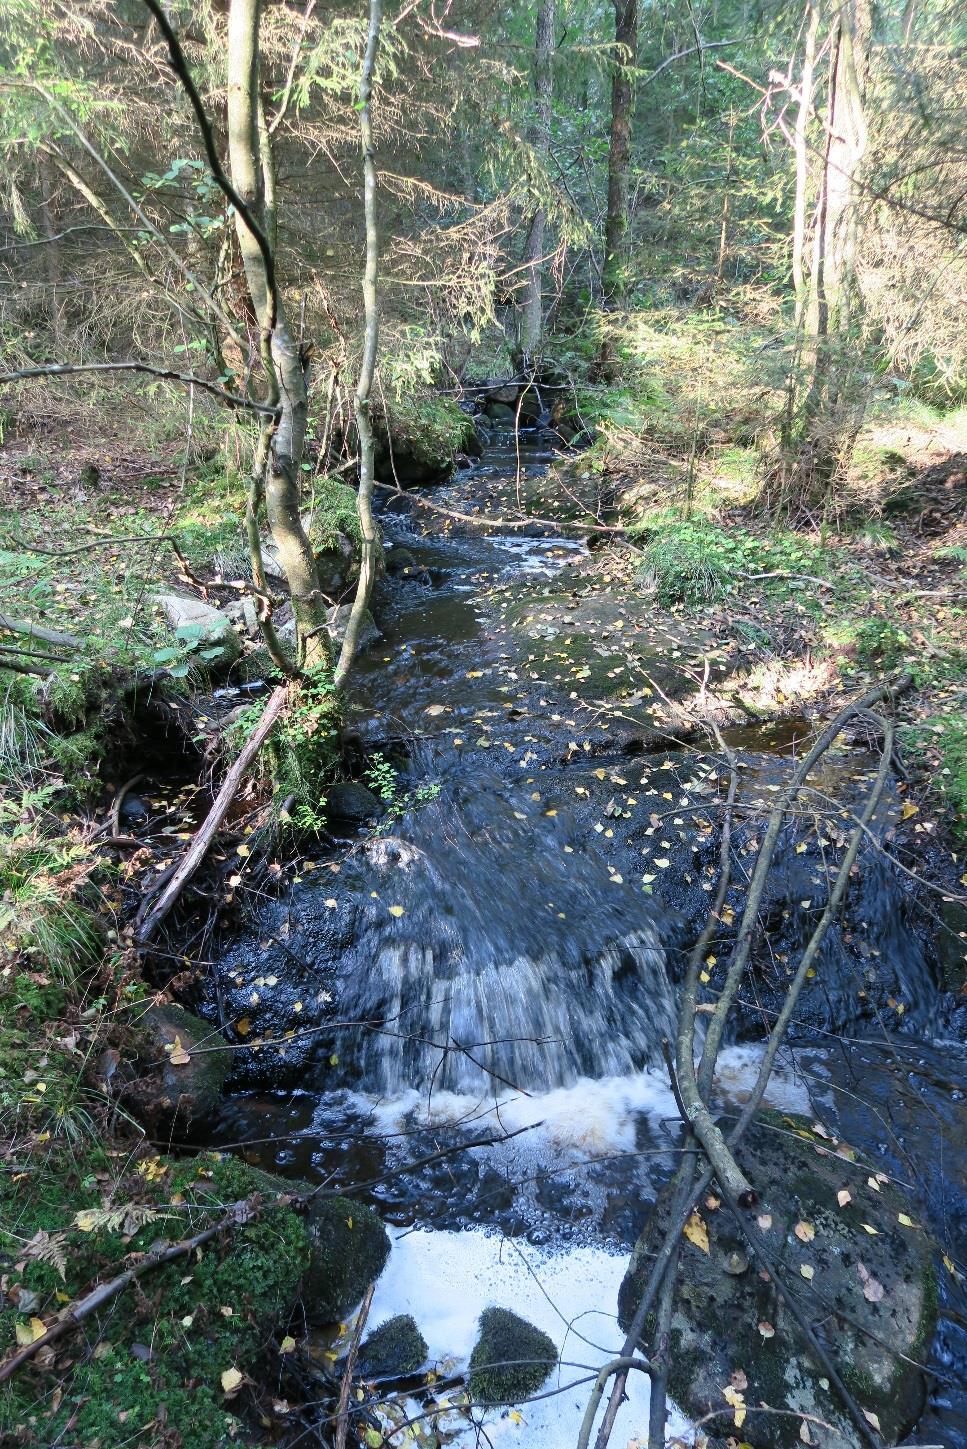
467,1306 -> 556,1405
1,1150 -> 309,1448
356,1314 -> 428,1378
617,1112 -> 937,1448
374,394 -> 478,484
303,1196 -> 391,1323
124,1002 -> 231,1132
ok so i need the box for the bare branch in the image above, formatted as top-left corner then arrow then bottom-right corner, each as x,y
0,361 -> 279,415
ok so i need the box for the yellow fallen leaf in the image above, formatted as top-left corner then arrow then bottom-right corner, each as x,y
236,1017 -> 251,1037
168,1035 -> 190,1066
861,1223 -> 879,1235
388,905 -> 405,917
75,1210 -> 98,1232
722,1384 -> 746,1428
794,1220 -> 815,1243
800,1264 -> 815,1281
901,802 -> 919,820
236,843 -> 251,858
221,1367 -> 243,1394
15,1318 -> 47,1346
683,1211 -> 710,1253
898,1212 -> 915,1227
836,1189 -> 852,1207
280,1336 -> 296,1354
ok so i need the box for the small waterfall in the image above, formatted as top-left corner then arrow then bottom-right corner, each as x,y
214,775 -> 678,1095
321,780 -> 677,1093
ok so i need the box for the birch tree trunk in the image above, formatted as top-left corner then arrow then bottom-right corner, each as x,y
520,0 -> 555,358
334,0 -> 382,685
602,0 -> 638,302
226,0 -> 332,674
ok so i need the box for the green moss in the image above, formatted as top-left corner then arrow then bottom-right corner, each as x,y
467,1307 -> 556,1405
0,1150 -> 309,1448
310,475 -> 363,552
905,713 -> 967,840
377,393 -> 476,476
303,1195 -> 390,1323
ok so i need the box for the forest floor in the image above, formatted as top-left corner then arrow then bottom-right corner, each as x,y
1,308 -> 966,1444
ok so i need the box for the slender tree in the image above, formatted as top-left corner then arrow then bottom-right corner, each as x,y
225,0 -> 332,675
335,0 -> 383,684
602,0 -> 638,302
520,0 -> 556,357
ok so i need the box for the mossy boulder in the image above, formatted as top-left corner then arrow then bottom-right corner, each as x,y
356,1314 -> 428,1378
374,394 -> 478,485
303,1196 -> 391,1323
1,1150 -> 309,1449
467,1307 -> 556,1404
126,1003 -> 231,1131
617,1112 -> 937,1447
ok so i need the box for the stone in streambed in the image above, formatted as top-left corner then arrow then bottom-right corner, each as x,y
304,1197 -> 391,1323
325,780 -> 384,825
355,1315 -> 428,1378
127,1003 -> 231,1131
617,1111 -> 937,1448
468,1307 -> 556,1404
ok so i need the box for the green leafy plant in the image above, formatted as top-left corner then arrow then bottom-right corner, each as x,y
151,622 -> 230,679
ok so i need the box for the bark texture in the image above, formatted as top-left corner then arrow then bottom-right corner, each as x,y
520,0 -> 555,356
602,0 -> 638,301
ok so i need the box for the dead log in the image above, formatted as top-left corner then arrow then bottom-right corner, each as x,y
136,684 -> 287,943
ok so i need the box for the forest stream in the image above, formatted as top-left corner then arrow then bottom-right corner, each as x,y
186,424 -> 967,1448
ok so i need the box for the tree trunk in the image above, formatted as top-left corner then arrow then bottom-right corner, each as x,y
792,1 -> 820,327
226,0 -> 332,674
520,0 -> 555,358
602,0 -> 638,302
335,0 -> 382,685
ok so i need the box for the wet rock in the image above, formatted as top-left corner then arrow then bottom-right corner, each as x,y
468,1306 -> 556,1404
154,590 -> 241,671
325,604 -> 382,651
127,1004 -> 231,1130
485,401 -> 517,423
356,1315 -> 428,1378
303,1197 -> 391,1323
618,1112 -> 937,1448
385,545 -> 419,576
486,385 -> 519,405
326,780 -> 384,825
277,606 -> 381,655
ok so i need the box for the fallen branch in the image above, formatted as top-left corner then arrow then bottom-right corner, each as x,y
0,1216 -> 231,1386
136,684 -> 288,942
373,478 -> 626,538
335,1281 -> 375,1449
0,611 -> 82,649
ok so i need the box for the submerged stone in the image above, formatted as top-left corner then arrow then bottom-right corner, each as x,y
618,1111 -> 937,1448
468,1306 -> 556,1404
303,1196 -> 391,1323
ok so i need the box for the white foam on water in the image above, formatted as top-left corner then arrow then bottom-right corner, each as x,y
368,1224 -> 694,1448
365,1043 -> 811,1163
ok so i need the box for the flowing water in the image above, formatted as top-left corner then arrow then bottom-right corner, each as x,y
203,426 -> 966,1446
